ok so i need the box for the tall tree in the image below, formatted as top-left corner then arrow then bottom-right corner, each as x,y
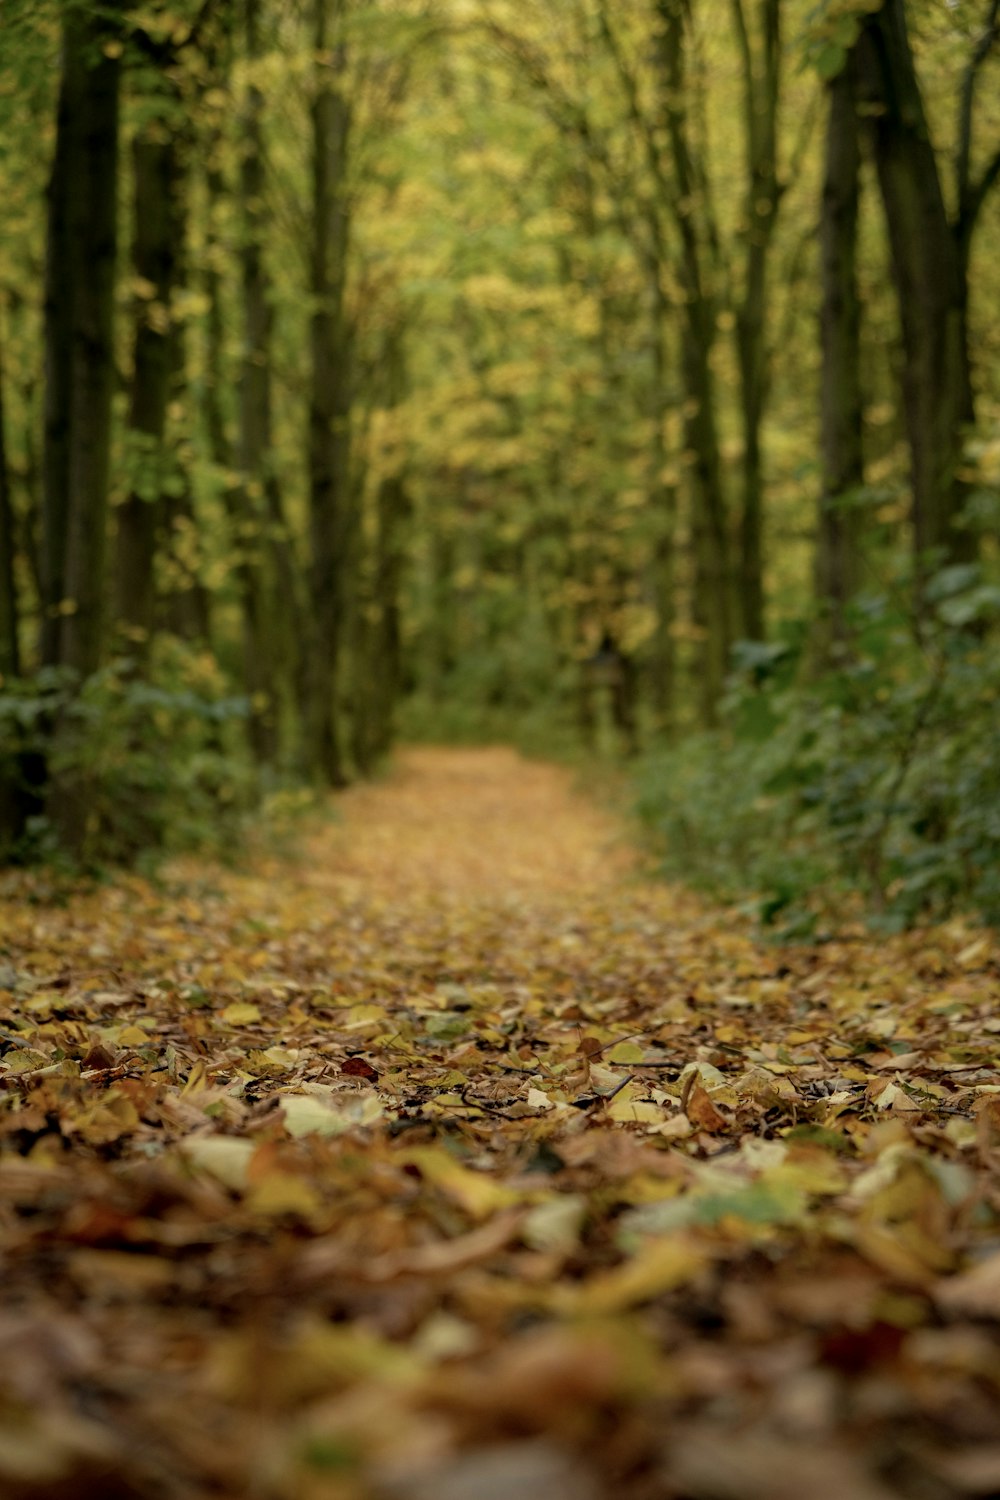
351,326 -> 409,771
0,313 -> 24,852
114,55 -> 185,655
41,0 -> 124,679
816,50 -> 863,642
731,0 -> 782,642
655,0 -> 733,721
0,316 -> 19,683
305,0 -> 353,785
854,0 -> 996,569
235,0 -> 282,763
645,263 -> 679,734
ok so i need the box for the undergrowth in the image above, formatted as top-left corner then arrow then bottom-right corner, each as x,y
635,565 -> 1000,937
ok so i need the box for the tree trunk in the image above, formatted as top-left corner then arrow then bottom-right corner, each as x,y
816,54 -> 864,644
38,0 -> 123,853
732,0 -> 781,642
422,511 -> 456,703
115,126 -> 183,655
371,471 -> 408,758
655,0 -> 733,724
0,315 -> 30,857
41,1 -> 123,679
0,319 -> 19,682
645,264 -> 677,735
9,294 -> 43,611
351,463 -> 409,770
235,0 -> 281,764
855,0 -> 975,569
306,0 -> 352,786
0,314 -> 24,851
160,193 -> 212,645
352,328 -> 408,771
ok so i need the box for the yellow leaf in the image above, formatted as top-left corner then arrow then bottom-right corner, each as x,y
402,1147 -> 520,1219
181,1136 -> 255,1192
72,1092 -> 140,1145
342,1003 -> 387,1032
608,1082 -> 666,1125
853,1223 -> 948,1285
246,1172 -> 323,1220
281,1091 -> 384,1139
219,1002 -> 261,1026
560,1236 -> 705,1314
607,1041 -> 645,1064
117,1024 -> 150,1047
2,1049 -> 47,1075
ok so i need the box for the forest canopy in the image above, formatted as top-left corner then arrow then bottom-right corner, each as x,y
1,0 -> 999,927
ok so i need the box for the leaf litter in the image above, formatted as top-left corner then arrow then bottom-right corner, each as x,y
1,746 -> 999,1499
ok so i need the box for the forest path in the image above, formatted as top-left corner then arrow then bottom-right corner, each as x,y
320,744 -> 637,900
1,748 -> 999,1499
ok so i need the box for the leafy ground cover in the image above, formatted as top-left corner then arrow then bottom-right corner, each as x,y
1,746 -> 999,1500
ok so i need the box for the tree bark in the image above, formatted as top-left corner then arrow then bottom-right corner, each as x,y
41,1 -> 123,678
816,53 -> 864,642
306,0 -> 352,786
732,0 -> 781,642
0,317 -> 19,682
351,469 -> 408,772
115,125 -> 183,655
855,0 -> 975,569
655,0 -> 733,724
160,189 -> 212,645
235,0 -> 281,764
351,326 -> 408,771
37,1 -> 123,853
0,316 -> 26,855
645,264 -> 678,735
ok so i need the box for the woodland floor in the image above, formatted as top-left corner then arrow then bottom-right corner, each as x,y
1,746 -> 1000,1500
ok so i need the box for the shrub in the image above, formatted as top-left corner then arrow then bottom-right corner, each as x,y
0,639 -> 255,867
635,568 -> 1000,934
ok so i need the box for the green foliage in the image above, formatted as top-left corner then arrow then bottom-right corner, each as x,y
636,570 -> 1000,934
0,640 -> 255,867
800,0 -> 882,79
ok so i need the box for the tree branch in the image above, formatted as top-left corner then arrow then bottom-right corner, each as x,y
956,0 -> 999,212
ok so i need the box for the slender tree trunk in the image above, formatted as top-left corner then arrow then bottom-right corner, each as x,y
855,0 -> 975,570
645,265 -> 677,735
955,3 -> 1000,465
115,127 -> 183,655
732,0 -> 781,642
203,144 -> 232,482
352,333 -> 408,770
0,317 -> 25,855
0,319 -> 19,682
427,517 -> 455,701
11,301 -> 43,610
235,0 -> 281,763
369,471 -> 408,759
1,296 -> 46,851
816,55 -> 864,645
203,137 -> 275,695
656,0 -> 733,724
38,1 -> 123,853
306,0 -> 352,785
41,1 -> 123,678
159,187 -> 211,645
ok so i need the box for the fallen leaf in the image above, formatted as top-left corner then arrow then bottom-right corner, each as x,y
684,1080 -> 728,1132
219,1002 -> 262,1026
